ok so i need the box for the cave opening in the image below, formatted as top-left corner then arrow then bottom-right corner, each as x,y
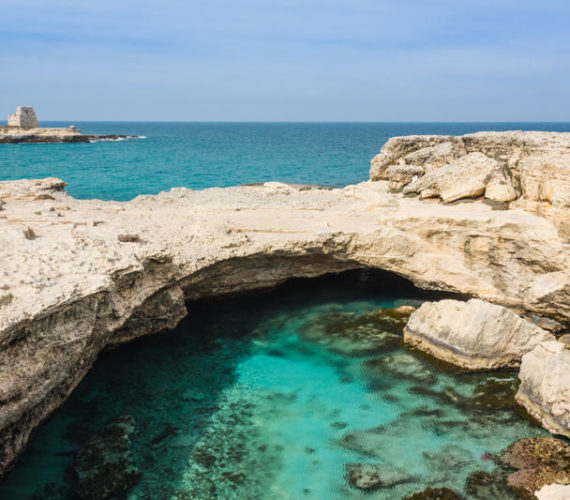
0,269 -> 546,499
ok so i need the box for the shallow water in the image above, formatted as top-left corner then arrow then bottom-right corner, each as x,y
2,122 -> 570,201
0,272 -> 546,499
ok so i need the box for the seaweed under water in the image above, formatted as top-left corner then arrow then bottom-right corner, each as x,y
0,270 -> 546,499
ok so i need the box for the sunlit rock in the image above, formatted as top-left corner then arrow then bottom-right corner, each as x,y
516,340 -> 570,438
404,299 -> 554,370
536,483 -> 570,500
402,153 -> 516,203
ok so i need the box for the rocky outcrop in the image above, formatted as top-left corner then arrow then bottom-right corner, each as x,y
516,340 -> 570,438
403,299 -> 554,370
0,131 -> 568,477
371,131 -> 570,237
0,126 -> 137,143
402,153 -> 516,203
498,437 -> 570,497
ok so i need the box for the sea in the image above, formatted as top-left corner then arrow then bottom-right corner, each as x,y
1,122 -> 569,200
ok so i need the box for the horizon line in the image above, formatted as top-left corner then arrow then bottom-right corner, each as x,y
34,120 -> 570,124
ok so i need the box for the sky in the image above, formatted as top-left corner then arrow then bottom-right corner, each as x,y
1,0 -> 569,121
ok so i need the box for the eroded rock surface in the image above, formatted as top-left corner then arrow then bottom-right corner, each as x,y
370,131 -> 570,237
0,131 -> 568,477
498,437 -> 570,497
402,152 -> 516,203
404,299 -> 554,370
516,340 -> 570,438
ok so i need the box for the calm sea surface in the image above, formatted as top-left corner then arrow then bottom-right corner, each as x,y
1,122 -> 569,200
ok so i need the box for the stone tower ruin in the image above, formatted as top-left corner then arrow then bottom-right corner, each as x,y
8,106 -> 39,128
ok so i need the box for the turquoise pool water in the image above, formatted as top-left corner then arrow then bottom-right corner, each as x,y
1,122 -> 570,201
0,272 -> 546,499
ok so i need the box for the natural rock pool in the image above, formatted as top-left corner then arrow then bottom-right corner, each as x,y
0,271 -> 547,499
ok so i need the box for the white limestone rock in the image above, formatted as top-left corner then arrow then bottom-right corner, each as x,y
516,340 -> 570,439
404,299 -> 554,369
536,483 -> 570,500
402,152 -> 516,203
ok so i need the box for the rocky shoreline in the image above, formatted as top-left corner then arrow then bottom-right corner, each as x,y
0,131 -> 568,495
0,126 -> 138,144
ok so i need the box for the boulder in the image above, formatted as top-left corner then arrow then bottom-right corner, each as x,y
404,299 -> 554,370
402,153 -> 516,203
515,340 -> 570,438
74,416 -> 140,499
520,153 -> 570,208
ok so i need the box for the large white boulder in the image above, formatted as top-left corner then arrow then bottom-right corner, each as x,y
404,299 -> 554,369
516,340 -> 570,438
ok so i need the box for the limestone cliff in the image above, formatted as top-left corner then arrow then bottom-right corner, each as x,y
0,131 -> 568,477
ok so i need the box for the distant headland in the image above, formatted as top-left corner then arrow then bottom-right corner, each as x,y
0,106 -> 139,143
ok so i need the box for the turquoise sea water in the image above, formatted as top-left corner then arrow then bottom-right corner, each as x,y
0,272 -> 546,499
1,122 -> 570,200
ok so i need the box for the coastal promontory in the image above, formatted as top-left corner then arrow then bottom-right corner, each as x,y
0,106 -> 136,143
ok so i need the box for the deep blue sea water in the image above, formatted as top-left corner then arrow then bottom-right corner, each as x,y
1,122 -> 569,200
0,272 -> 546,499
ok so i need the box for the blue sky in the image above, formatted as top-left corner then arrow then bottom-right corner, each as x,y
1,0 -> 569,121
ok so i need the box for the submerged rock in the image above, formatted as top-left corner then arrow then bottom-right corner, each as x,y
402,487 -> 461,500
345,463 -> 416,490
179,387 -> 282,499
516,340 -> 570,438
73,416 -> 140,499
404,299 -> 553,370
365,352 -> 437,385
465,470 -> 518,499
298,306 -> 412,356
422,444 -> 474,477
499,437 -> 570,497
468,377 -> 519,412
